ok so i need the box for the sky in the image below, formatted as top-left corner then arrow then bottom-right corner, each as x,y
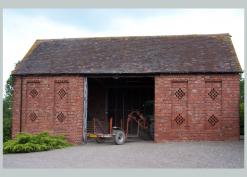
3,9 -> 244,93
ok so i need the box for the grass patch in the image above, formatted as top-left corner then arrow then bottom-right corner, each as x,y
4,132 -> 71,154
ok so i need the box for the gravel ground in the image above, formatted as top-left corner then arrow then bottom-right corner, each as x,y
3,140 -> 244,168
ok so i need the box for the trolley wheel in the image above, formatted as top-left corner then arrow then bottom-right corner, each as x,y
113,130 -> 126,145
96,137 -> 105,143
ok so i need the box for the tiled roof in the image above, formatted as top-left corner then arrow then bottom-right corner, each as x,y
12,33 -> 242,75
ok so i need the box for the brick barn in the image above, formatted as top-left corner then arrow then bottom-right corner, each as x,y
12,34 -> 242,144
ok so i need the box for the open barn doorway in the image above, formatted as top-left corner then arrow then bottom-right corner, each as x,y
87,76 -> 154,142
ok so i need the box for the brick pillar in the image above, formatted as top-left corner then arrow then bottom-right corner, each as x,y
12,76 -> 22,138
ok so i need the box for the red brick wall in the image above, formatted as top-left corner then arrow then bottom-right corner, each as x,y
12,76 -> 84,144
12,74 -> 240,144
154,74 -> 240,142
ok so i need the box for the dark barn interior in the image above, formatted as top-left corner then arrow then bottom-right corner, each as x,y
87,77 -> 154,139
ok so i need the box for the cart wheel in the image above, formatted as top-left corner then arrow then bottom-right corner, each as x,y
113,130 -> 126,145
96,137 -> 105,143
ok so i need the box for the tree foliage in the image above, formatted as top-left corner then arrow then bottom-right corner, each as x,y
3,75 -> 14,142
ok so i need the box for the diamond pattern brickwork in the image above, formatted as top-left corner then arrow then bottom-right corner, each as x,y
208,114 -> 219,126
57,112 -> 66,122
30,88 -> 38,98
175,88 -> 185,99
175,114 -> 185,126
208,88 -> 219,100
29,112 -> 37,121
57,88 -> 67,99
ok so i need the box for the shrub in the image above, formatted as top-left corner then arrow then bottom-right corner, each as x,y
3,132 -> 71,154
3,116 -> 12,142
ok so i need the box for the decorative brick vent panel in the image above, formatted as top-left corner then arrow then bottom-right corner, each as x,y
57,88 -> 67,99
57,112 -> 66,122
175,88 -> 185,99
208,114 -> 219,126
29,88 -> 38,98
208,88 -> 219,100
10,75 -> 240,143
12,76 -> 84,144
29,112 -> 37,121
175,114 -> 185,126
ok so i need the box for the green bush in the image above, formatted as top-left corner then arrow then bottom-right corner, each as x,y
3,116 -> 12,142
3,132 -> 71,154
